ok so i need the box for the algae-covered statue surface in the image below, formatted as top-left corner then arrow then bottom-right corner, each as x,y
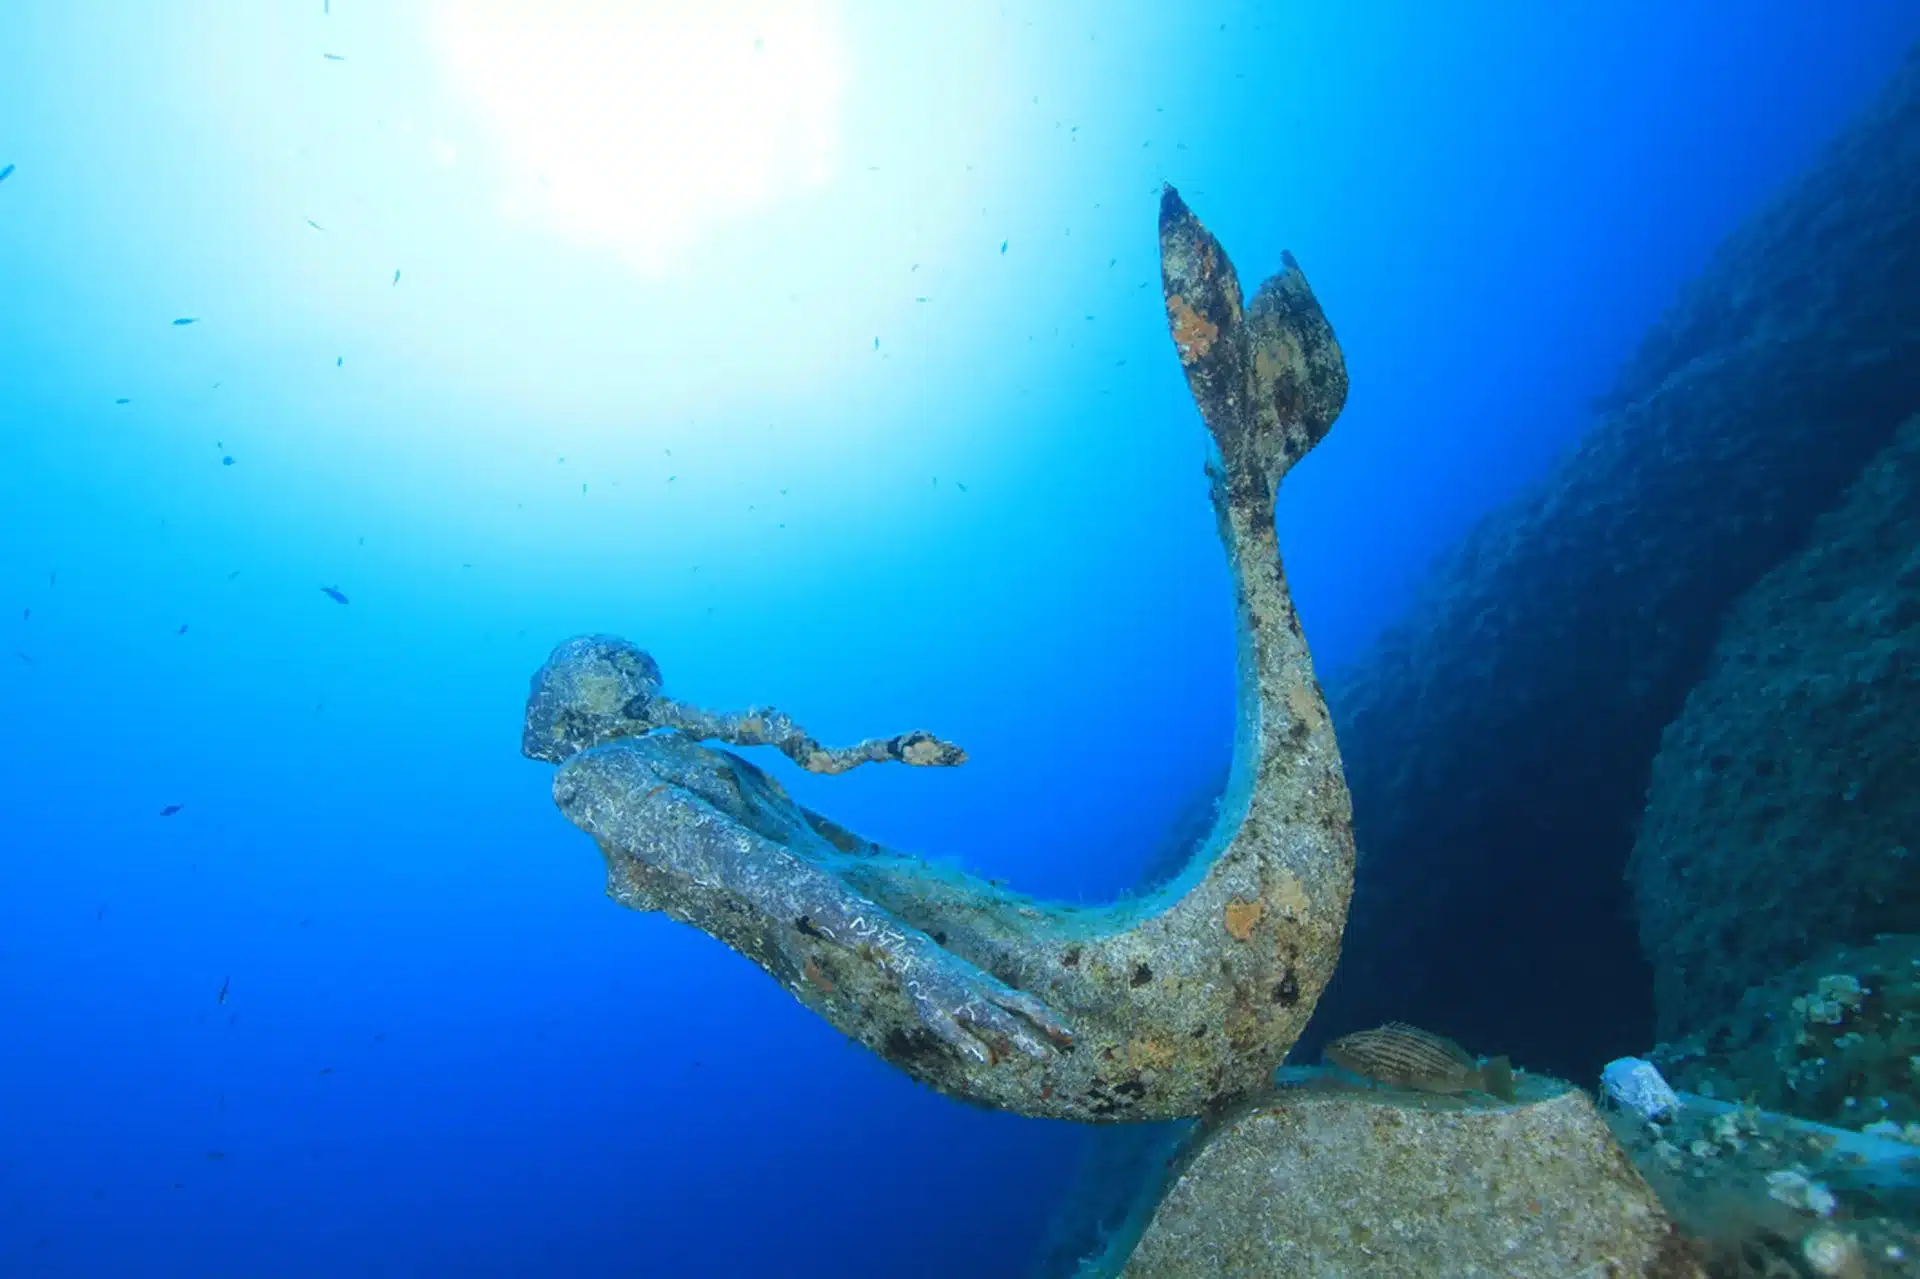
519,187 -> 1356,1122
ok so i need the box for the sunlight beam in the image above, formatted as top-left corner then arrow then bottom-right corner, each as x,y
432,0 -> 847,274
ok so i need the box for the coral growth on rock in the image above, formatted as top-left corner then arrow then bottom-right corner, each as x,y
1650,934 -> 1920,1133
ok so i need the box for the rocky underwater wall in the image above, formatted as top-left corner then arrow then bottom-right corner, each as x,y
1631,413 -> 1920,1045
1311,45 -> 1920,1078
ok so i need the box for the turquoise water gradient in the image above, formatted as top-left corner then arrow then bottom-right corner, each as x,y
2,3 -> 1914,1275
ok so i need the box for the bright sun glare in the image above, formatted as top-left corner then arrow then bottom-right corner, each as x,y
432,0 -> 847,274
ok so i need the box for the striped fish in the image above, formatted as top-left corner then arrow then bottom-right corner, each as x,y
1323,1022 -> 1515,1101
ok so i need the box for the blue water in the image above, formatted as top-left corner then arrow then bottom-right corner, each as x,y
3,3 -> 1914,1275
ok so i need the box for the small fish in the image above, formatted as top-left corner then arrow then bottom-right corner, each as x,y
955,481 -> 968,493
217,976 -> 230,1004
172,317 -> 198,326
320,586 -> 349,605
176,624 -> 189,635
335,356 -> 342,367
205,1151 -> 226,1161
392,269 -> 401,286
159,804 -> 183,817
306,218 -> 326,231
322,52 -> 345,61
0,163 -> 14,183
999,239 -> 1008,254
1323,1022 -> 1515,1101
318,1066 -> 334,1075
14,651 -> 30,664
222,456 -> 234,466
115,397 -> 130,405
21,608 -> 28,621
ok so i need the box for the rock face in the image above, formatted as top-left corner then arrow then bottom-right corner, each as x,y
1119,1081 -> 1696,1278
1631,416 -> 1920,1040
1316,47 -> 1920,1076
